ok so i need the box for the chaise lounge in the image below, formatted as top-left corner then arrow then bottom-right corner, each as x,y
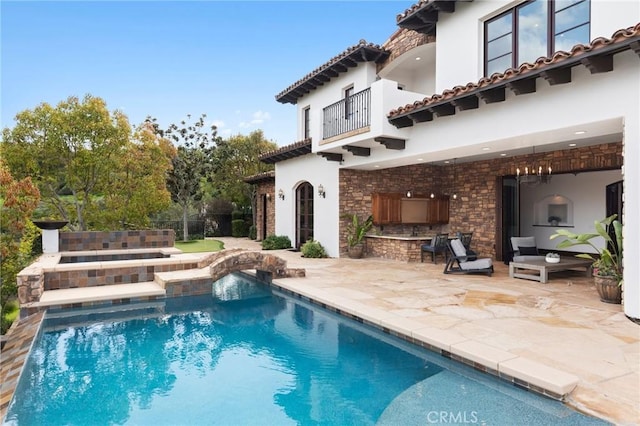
444,239 -> 493,276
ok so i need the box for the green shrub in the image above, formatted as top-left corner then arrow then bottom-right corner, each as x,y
231,210 -> 244,220
249,225 -> 257,240
231,219 -> 250,237
261,235 -> 292,250
301,239 -> 327,258
1,299 -> 19,335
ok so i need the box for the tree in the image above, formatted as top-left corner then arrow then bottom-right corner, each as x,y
164,114 -> 218,241
1,95 -> 130,230
98,120 -> 176,229
0,159 -> 40,326
209,130 -> 277,224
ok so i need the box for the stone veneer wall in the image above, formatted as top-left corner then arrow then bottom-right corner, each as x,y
43,261 -> 199,291
255,181 -> 276,240
59,230 -> 175,251
378,28 -> 435,72
339,142 -> 622,258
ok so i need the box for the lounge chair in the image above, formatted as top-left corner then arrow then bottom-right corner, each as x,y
510,236 -> 546,262
421,233 -> 449,263
444,239 -> 493,276
455,231 -> 477,261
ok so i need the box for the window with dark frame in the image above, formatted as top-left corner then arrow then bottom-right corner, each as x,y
303,107 -> 310,139
485,0 -> 590,77
344,86 -> 354,119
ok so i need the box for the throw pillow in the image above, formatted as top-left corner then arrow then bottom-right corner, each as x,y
518,246 -> 538,255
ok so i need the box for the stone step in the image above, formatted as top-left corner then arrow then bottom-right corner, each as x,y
29,282 -> 166,309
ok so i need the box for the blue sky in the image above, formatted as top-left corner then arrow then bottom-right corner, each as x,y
1,1 -> 408,146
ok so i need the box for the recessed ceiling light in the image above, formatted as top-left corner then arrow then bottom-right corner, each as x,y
417,158 -> 423,161
482,147 -> 491,151
444,160 -> 450,164
569,143 -> 577,147
500,153 -> 507,157
415,57 -> 421,61
574,130 -> 586,135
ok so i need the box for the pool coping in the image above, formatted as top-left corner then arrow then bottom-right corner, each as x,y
267,278 -> 577,400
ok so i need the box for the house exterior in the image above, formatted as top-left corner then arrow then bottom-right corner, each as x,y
257,0 -> 639,320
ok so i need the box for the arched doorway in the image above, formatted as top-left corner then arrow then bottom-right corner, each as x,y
296,182 -> 314,249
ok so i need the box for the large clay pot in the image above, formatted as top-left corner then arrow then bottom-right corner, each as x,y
594,275 -> 622,304
348,244 -> 364,259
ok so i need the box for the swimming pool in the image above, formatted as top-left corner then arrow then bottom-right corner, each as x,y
5,274 -> 606,425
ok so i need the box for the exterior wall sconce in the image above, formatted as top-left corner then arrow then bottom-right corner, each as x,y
430,192 -> 435,198
278,189 -> 285,200
318,184 -> 326,198
406,190 -> 412,198
266,193 -> 271,201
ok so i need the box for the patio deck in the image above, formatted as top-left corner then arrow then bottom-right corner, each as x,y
218,238 -> 639,425
1,237 -> 638,424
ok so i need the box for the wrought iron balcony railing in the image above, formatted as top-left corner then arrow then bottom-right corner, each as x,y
322,88 -> 370,140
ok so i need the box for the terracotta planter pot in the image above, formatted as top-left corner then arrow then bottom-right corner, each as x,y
348,244 -> 364,259
594,275 -> 622,304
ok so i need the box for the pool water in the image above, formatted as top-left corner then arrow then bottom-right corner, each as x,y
5,274 -> 607,425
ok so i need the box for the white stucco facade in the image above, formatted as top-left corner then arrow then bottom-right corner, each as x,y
271,0 -> 639,318
275,155 -> 340,257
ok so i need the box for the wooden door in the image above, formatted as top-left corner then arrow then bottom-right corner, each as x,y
296,182 -> 314,249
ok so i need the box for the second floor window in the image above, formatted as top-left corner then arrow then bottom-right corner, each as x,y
485,0 -> 590,76
303,107 -> 310,139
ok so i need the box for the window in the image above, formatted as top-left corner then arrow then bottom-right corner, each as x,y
344,86 -> 354,119
303,107 -> 310,139
485,0 -> 590,76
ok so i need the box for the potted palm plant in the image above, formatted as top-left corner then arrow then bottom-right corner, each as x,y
342,214 -> 373,259
550,215 -> 623,303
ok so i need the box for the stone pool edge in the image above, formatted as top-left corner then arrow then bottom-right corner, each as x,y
267,277 -> 579,401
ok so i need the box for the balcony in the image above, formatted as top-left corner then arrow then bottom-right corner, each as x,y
322,88 -> 370,140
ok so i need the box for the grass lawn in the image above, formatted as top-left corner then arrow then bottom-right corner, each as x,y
175,239 -> 224,253
1,300 -> 19,334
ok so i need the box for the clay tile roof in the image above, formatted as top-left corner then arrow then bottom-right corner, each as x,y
259,139 -> 312,164
397,0 -> 433,21
275,40 -> 390,105
388,23 -> 640,120
396,0 -> 458,35
243,170 -> 275,184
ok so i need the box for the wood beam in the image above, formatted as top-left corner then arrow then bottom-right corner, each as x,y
318,152 -> 343,162
478,87 -> 505,104
407,110 -> 433,122
374,137 -> 406,150
541,68 -> 572,85
342,145 -> 371,157
452,95 -> 479,111
388,116 -> 414,128
433,1 -> 455,13
507,78 -> 537,95
429,103 -> 456,117
581,54 -> 614,74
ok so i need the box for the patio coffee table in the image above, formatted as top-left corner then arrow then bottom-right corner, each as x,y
509,257 -> 592,283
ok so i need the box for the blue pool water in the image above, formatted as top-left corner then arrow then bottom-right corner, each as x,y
5,274 -> 607,425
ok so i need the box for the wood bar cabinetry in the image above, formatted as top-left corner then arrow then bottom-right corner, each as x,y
372,193 -> 449,225
371,193 -> 402,225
